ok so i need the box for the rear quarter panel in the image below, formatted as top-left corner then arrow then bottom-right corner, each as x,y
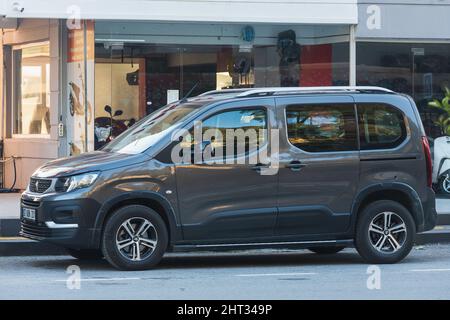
353,94 -> 428,204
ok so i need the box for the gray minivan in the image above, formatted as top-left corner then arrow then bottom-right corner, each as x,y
21,87 -> 437,270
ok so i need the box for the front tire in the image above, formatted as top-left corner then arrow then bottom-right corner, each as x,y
101,205 -> 168,271
355,200 -> 415,264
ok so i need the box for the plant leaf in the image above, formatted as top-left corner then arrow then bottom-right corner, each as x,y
429,99 -> 443,109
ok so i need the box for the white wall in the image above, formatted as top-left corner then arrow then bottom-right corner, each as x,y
357,1 -> 450,40
1,0 -> 357,24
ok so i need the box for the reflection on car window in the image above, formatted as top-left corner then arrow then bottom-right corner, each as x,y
188,108 -> 267,159
103,102 -> 200,154
286,104 -> 357,152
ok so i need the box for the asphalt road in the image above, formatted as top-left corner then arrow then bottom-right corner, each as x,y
1,244 -> 450,300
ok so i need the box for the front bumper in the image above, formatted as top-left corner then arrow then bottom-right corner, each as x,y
20,194 -> 101,249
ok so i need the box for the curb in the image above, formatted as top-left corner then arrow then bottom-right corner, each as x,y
416,226 -> 450,245
0,219 -> 20,237
0,238 -> 67,256
437,213 -> 450,225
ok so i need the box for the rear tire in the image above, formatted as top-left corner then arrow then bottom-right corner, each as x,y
66,248 -> 103,260
308,246 -> 346,255
101,205 -> 168,271
355,200 -> 415,264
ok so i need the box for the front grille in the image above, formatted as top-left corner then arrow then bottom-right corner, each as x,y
21,198 -> 40,208
29,178 -> 52,193
21,221 -> 77,239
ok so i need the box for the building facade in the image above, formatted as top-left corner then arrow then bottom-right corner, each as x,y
1,0 -> 450,189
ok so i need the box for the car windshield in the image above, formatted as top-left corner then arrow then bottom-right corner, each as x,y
103,101 -> 202,154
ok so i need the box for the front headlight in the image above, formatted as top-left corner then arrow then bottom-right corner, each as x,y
56,172 -> 99,192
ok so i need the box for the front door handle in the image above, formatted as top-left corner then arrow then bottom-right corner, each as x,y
286,161 -> 305,172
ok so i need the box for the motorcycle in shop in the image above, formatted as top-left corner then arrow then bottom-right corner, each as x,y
431,136 -> 450,195
94,105 -> 136,150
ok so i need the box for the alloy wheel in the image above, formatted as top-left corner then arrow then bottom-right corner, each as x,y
115,217 -> 158,261
442,174 -> 450,193
368,211 -> 407,254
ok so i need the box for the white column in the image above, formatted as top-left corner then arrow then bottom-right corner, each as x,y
349,24 -> 356,86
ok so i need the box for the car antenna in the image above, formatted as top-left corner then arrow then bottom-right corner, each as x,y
179,82 -> 199,103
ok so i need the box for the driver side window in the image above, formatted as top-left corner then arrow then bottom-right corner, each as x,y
188,108 -> 268,161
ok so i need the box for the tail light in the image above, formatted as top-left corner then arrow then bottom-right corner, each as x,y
422,136 -> 433,188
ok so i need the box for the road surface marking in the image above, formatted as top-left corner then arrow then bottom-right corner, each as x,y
54,277 -> 140,282
235,272 -> 317,277
410,268 -> 450,272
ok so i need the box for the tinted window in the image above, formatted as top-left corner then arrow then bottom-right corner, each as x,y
286,104 -> 357,152
358,104 -> 406,150
191,108 -> 267,158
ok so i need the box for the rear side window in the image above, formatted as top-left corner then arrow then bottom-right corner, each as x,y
286,104 -> 358,152
357,104 -> 407,150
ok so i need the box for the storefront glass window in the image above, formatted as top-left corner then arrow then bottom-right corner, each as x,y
93,22 -> 350,149
356,42 -> 450,138
13,42 -> 51,136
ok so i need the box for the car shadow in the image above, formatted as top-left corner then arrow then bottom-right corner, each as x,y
28,249 -> 368,272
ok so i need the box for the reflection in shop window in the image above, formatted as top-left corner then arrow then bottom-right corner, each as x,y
356,42 -> 450,138
13,42 -> 51,136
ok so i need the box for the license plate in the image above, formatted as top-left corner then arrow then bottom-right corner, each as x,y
22,207 -> 36,221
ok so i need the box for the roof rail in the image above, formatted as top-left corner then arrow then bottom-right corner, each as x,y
235,86 -> 394,97
199,89 -> 251,96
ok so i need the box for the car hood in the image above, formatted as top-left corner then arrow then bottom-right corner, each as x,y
32,151 -> 150,178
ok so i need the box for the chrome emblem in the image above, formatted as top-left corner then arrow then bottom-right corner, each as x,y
35,180 -> 40,191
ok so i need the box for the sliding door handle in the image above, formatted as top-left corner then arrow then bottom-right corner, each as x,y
286,161 -> 306,172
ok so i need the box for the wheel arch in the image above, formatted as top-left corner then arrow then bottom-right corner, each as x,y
91,191 -> 182,248
351,183 -> 425,233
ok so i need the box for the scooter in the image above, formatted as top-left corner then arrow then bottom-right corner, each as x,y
432,136 -> 450,195
94,105 -> 135,150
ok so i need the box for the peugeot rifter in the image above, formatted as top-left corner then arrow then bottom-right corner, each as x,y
21,87 -> 437,270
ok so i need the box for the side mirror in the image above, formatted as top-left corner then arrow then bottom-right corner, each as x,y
114,110 -> 123,117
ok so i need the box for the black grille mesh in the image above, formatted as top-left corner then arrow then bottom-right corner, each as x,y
29,178 -> 52,193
